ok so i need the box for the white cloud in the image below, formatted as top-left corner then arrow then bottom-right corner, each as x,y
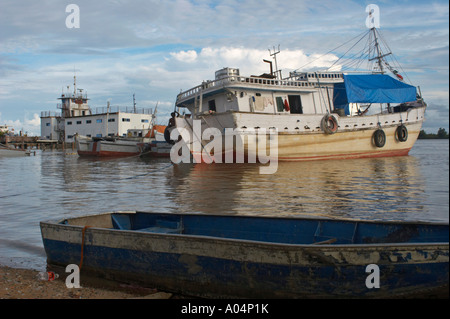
0,112 -> 41,136
166,47 -> 339,80
170,50 -> 198,63
26,113 -> 40,127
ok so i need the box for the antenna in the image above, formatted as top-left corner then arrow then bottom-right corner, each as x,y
73,66 -> 77,95
133,93 -> 136,113
268,45 -> 281,79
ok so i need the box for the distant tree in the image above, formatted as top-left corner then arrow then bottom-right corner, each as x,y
414,129 -> 448,139
418,130 -> 427,139
437,128 -> 449,139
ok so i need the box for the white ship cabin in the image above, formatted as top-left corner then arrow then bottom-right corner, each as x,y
41,79 -> 91,142
64,110 -> 154,143
58,85 -> 91,118
41,78 -> 154,143
176,67 -> 347,117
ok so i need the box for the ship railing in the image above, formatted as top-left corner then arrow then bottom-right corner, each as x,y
57,103 -> 71,109
41,111 -> 61,117
177,73 -> 344,101
289,71 -> 344,81
60,92 -> 88,99
94,106 -> 153,115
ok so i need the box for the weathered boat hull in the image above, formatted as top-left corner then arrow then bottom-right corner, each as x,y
40,212 -> 448,298
76,139 -> 141,157
174,107 -> 425,162
274,122 -> 420,161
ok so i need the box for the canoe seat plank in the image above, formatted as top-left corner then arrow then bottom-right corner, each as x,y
137,226 -> 183,234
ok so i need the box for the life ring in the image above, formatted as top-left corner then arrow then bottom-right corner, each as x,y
373,129 -> 386,148
321,114 -> 338,134
396,125 -> 408,142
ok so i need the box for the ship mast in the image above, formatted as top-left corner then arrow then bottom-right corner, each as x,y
369,27 -> 391,74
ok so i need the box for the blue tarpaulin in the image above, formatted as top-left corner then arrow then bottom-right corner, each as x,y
333,74 -> 417,113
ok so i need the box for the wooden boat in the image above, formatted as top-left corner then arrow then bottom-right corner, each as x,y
40,211 -> 449,298
166,27 -> 426,163
75,125 -> 166,157
76,136 -> 143,157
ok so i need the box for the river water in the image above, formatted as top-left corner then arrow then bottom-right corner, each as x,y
0,139 -> 448,270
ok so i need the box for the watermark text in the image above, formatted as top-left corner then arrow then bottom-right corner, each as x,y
365,264 -> 380,289
66,4 -> 80,29
366,4 -> 380,29
65,264 -> 81,288
169,120 -> 278,174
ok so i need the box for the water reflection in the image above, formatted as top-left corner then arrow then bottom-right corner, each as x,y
168,163 -> 255,214
0,141 -> 447,270
167,156 -> 426,221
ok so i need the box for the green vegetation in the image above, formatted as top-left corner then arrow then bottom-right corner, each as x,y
418,128 -> 449,139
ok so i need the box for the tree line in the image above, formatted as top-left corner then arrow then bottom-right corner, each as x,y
418,128 -> 449,139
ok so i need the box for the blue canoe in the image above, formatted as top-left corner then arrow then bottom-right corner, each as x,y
40,211 -> 449,298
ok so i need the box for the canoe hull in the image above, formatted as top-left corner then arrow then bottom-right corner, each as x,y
40,213 -> 449,298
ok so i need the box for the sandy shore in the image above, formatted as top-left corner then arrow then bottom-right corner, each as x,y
2,264 -> 447,300
0,265 -> 174,299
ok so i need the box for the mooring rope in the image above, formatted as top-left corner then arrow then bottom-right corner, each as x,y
79,225 -> 92,271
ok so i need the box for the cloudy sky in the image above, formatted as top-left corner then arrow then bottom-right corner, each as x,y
0,0 -> 448,135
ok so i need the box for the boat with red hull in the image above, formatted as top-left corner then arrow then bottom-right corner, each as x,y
76,125 -> 167,157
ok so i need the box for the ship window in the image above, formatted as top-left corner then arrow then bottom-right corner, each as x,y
122,118 -> 130,122
67,121 -> 72,125
288,95 -> 303,114
276,97 -> 284,112
255,93 -> 261,96
141,119 -> 149,123
46,123 -> 50,126
108,118 -> 115,122
208,100 -> 216,112
96,119 -> 102,123
76,121 -> 82,124
86,120 -> 91,124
